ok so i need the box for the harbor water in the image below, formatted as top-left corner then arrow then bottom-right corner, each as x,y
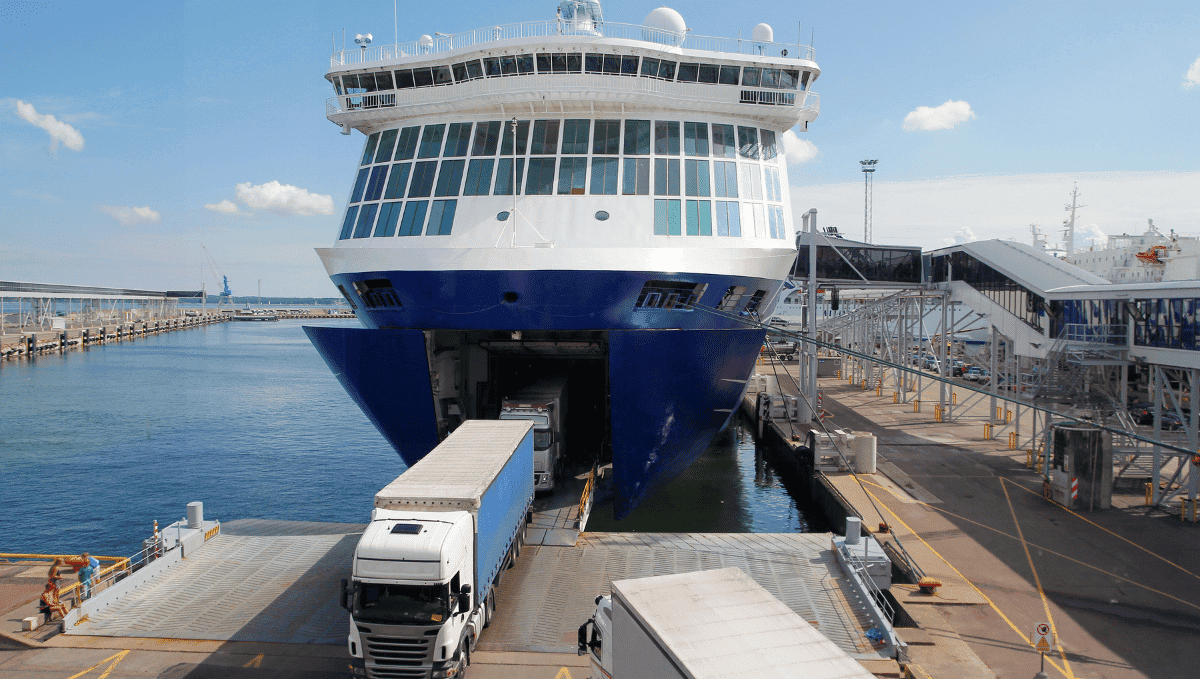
1,320 -> 810,556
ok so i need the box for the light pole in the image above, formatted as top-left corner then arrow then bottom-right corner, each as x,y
860,159 -> 877,243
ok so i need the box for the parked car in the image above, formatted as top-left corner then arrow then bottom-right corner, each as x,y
1129,403 -> 1185,429
964,367 -> 985,382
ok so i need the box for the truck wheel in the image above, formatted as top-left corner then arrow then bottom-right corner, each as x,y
513,532 -> 522,559
459,641 -> 470,676
483,589 -> 496,629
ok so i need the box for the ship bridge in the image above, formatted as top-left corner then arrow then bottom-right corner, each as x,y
323,13 -> 819,133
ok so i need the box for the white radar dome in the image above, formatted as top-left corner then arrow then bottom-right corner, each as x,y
751,22 -> 773,43
644,7 -> 686,34
418,34 -> 433,46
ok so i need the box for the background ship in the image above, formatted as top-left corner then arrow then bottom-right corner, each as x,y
305,1 -> 820,517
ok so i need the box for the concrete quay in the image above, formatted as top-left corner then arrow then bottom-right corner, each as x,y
755,358 -> 1200,679
0,313 -> 226,359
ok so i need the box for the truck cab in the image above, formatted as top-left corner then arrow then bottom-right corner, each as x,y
345,509 -> 481,678
578,594 -> 613,679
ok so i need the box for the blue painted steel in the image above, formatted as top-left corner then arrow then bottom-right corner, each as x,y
303,326 -> 439,465
608,328 -> 766,518
474,427 -> 535,607
333,269 -> 782,331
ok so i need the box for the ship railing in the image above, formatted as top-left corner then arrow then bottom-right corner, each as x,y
1059,322 -> 1127,346
331,20 -> 814,67
326,73 -> 819,116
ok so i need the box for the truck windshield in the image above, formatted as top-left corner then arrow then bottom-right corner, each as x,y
354,583 -> 450,625
533,428 -> 551,450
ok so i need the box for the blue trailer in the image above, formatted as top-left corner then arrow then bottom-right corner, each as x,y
341,420 -> 535,679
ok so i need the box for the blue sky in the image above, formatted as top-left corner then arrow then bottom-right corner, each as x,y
3,0 -> 1198,295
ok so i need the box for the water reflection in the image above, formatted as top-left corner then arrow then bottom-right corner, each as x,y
587,414 -> 811,533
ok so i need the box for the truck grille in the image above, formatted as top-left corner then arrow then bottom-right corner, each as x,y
363,629 -> 437,678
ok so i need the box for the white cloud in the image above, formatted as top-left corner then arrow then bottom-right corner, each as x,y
1077,223 -> 1107,249
99,205 -> 161,227
902,100 -> 976,132
234,180 -> 333,216
781,130 -> 819,165
1184,57 -> 1200,89
944,226 -> 976,246
791,171 -> 1200,253
204,199 -> 244,216
13,100 -> 85,152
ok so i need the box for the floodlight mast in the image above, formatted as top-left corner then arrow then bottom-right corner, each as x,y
860,159 -> 877,243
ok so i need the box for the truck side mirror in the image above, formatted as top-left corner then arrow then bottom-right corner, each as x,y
339,579 -> 351,611
577,619 -> 591,655
458,584 -> 472,613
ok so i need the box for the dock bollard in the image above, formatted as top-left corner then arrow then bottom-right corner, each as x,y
837,370 -> 842,379
996,406 -> 1003,420
913,399 -> 920,412
934,404 -> 943,422
1008,432 -> 1017,450
876,383 -> 882,396
1025,448 -> 1033,468
1145,483 -> 1153,506
893,392 -> 899,404
983,423 -> 993,439
861,379 -> 866,391
952,392 -> 957,405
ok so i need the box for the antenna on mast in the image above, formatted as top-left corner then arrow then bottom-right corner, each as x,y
1062,184 -> 1087,256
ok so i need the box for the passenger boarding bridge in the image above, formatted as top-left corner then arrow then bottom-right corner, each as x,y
784,227 -> 1198,512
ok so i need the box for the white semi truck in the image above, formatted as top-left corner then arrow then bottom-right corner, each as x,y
341,420 -> 535,679
499,375 -> 567,493
578,568 -> 876,679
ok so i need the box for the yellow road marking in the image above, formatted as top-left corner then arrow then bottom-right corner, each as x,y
860,479 -> 1200,613
858,485 -> 1070,678
65,650 -> 129,679
243,653 -> 264,668
554,668 -> 574,679
1004,476 -> 1200,580
1001,479 -> 1074,679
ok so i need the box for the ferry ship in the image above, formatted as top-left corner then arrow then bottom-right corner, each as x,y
305,1 -> 820,518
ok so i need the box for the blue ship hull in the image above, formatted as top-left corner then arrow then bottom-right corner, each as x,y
306,268 -> 776,518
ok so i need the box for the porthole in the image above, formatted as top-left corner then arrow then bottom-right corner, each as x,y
595,211 -> 610,221
497,211 -> 511,221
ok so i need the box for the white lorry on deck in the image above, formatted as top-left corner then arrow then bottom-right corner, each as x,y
341,420 -> 534,679
499,375 -> 567,493
578,568 -> 876,679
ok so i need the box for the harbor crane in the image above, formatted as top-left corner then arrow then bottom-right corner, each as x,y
200,244 -> 234,311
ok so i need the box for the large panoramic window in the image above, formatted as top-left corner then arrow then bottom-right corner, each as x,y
622,158 -> 649,195
591,157 -> 618,195
654,121 -> 680,155
653,199 -> 682,236
715,201 -> 741,236
623,120 -> 651,155
384,163 -> 411,199
713,161 -> 738,198
339,205 -> 359,240
408,161 -> 437,197
426,200 -> 457,235
530,120 -> 560,155
443,123 -> 472,157
561,119 -> 590,154
525,158 -> 556,195
471,122 -> 501,156
686,200 -> 712,236
684,123 -> 709,157
494,158 -> 525,195
711,124 -> 736,158
462,159 -> 493,196
499,121 -> 530,156
654,158 -> 680,196
374,129 -> 398,163
418,125 -> 445,158
364,165 -> 389,202
558,157 -> 587,195
394,127 -> 420,160
684,160 -> 710,197
593,120 -> 620,155
397,201 -> 428,236
434,160 -> 465,197
373,201 -> 402,237
352,203 -> 378,239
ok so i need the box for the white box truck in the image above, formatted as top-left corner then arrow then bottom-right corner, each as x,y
341,420 -> 535,679
499,375 -> 567,493
578,568 -> 876,679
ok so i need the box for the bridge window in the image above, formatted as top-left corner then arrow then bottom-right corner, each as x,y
654,159 -> 680,196
472,122 -> 501,156
591,158 -> 618,195
384,163 -> 411,199
339,205 -> 359,240
684,122 -> 709,157
525,158 -> 556,195
408,161 -> 437,197
676,62 -> 699,82
653,199 -> 681,235
558,157 -> 587,195
374,129 -> 398,163
737,126 -> 760,159
621,56 -> 639,75
715,201 -> 741,236
624,120 -> 651,155
655,121 -> 680,155
412,67 -> 434,87
418,125 -> 445,158
443,123 -> 472,157
350,167 -> 370,203
494,158 -> 525,195
364,165 -> 388,202
719,66 -> 740,85
634,281 -> 706,310
697,64 -> 719,84
761,130 -> 778,162
373,202 -> 402,237
686,200 -> 712,236
593,120 -> 621,155
530,120 -> 560,155
764,167 -> 781,201
397,201 -> 428,236
426,200 -> 457,235
740,164 -> 763,201
394,126 -> 419,160
394,69 -> 415,89
711,124 -> 736,158
562,119 -> 590,154
684,160 -> 710,197
463,160 -> 494,195
360,132 -> 379,166
742,67 -> 761,87
622,158 -> 649,195
352,203 -> 378,239
434,160 -> 465,197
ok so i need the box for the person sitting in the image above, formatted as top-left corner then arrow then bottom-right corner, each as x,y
39,582 -> 69,622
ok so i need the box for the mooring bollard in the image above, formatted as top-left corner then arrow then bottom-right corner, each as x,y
893,392 -> 899,404
1145,482 -> 1153,505
952,392 -> 957,405
1008,432 -> 1017,450
983,423 -> 993,439
1006,409 -> 1013,424
913,399 -> 920,412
